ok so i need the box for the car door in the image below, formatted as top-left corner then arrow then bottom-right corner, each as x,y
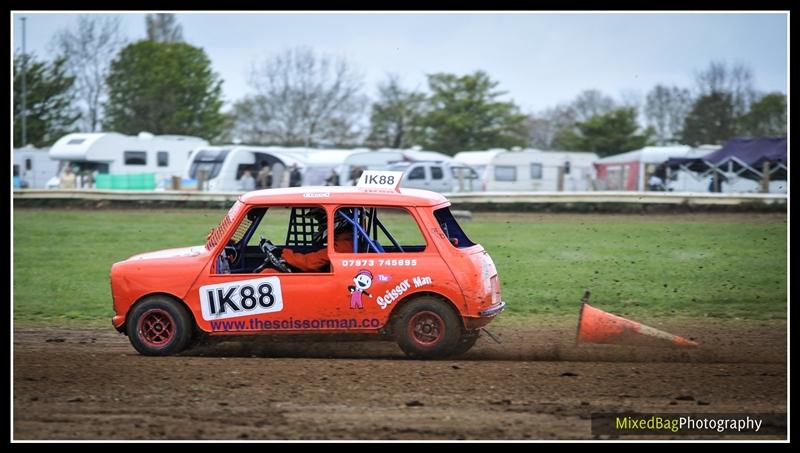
187,204 -> 345,334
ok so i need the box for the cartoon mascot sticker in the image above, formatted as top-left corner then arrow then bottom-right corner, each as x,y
348,269 -> 373,309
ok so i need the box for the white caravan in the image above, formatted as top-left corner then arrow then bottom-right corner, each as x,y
184,145 -> 311,191
466,148 -> 599,191
48,132 -> 208,189
13,146 -> 60,189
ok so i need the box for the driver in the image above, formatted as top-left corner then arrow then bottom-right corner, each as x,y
262,207 -> 355,273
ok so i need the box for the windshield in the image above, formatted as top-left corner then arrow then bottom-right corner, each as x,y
206,200 -> 244,251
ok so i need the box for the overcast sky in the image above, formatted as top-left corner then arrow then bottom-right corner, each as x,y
11,12 -> 788,113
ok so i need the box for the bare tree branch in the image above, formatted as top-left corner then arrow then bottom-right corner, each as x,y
51,15 -> 127,132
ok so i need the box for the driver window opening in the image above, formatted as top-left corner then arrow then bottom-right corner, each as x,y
214,205 -> 332,275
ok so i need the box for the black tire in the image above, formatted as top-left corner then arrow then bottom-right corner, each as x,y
395,296 -> 462,359
127,295 -> 194,356
451,332 -> 480,356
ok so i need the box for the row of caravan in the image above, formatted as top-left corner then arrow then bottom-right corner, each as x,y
15,131 -> 600,192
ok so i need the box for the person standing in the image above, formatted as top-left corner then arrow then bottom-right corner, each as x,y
59,166 -> 77,189
289,164 -> 303,187
239,170 -> 256,191
256,165 -> 272,189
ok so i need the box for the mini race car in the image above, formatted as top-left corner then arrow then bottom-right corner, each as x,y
110,171 -> 505,358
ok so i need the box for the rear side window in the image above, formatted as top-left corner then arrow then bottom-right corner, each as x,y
431,166 -> 444,180
334,206 -> 427,253
433,207 -> 475,248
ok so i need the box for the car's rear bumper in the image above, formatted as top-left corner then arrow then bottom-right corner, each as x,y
479,300 -> 506,317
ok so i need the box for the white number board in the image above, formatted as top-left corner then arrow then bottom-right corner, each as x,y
356,171 -> 404,191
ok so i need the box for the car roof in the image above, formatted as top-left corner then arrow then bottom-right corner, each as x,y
239,186 -> 450,207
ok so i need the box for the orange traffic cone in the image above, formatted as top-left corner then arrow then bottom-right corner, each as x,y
576,291 -> 698,348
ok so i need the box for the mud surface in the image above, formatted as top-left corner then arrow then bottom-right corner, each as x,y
13,319 -> 787,440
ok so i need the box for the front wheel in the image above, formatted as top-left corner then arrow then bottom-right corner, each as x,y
127,296 -> 194,356
395,297 -> 462,359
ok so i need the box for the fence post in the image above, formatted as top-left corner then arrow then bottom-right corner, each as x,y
761,161 -> 771,193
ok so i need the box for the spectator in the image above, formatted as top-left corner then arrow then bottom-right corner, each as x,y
708,174 -> 727,193
325,169 -> 340,186
350,166 -> 364,186
59,166 -> 77,189
289,164 -> 303,187
239,170 -> 256,191
648,173 -> 664,191
256,165 -> 272,189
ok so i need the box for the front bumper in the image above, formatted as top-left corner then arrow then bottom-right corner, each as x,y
479,300 -> 506,317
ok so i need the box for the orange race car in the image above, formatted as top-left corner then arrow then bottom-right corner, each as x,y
110,171 -> 505,358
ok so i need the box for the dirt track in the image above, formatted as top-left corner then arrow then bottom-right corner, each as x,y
13,318 -> 787,440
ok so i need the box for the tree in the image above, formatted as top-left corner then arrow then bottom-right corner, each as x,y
366,75 -> 427,148
417,71 -> 528,154
103,41 -> 225,140
51,15 -> 127,132
694,61 -> 756,120
13,53 -> 80,148
146,13 -> 184,43
525,104 -> 577,149
644,85 -> 693,145
233,47 -> 367,147
738,92 -> 787,137
680,91 -> 737,146
552,107 -> 654,157
571,89 -> 616,122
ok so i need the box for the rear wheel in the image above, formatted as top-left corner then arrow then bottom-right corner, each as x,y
396,296 -> 462,359
127,296 -> 194,356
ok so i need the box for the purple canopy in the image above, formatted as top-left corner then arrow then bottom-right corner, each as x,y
667,137 -> 787,180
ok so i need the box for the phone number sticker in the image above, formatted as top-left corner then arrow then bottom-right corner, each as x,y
341,259 -> 417,267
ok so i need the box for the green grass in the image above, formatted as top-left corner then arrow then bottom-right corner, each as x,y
13,209 -> 786,325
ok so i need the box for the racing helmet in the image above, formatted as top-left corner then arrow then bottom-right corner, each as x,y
306,207 -> 352,244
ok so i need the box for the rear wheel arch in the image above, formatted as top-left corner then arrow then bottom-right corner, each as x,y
386,291 -> 464,335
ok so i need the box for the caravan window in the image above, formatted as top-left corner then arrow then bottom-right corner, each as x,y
124,151 -> 147,166
67,138 -> 85,145
494,165 -> 517,182
25,158 -> 32,171
530,163 -> 542,180
157,151 -> 169,167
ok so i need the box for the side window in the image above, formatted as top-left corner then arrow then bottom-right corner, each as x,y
157,151 -> 169,167
215,206 -> 328,274
530,163 -> 543,180
407,166 -> 425,180
25,158 -> 32,171
247,206 -> 319,248
334,207 -> 426,254
430,166 -> 444,180
124,151 -> 147,166
494,165 -> 517,182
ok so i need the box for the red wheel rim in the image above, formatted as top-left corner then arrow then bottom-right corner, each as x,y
407,311 -> 445,347
137,308 -> 175,347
